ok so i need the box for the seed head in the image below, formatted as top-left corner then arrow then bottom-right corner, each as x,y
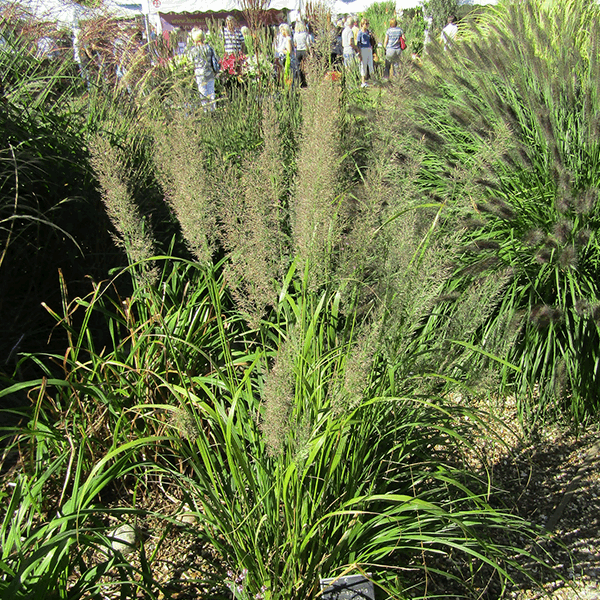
555,195 -> 571,214
475,178 -> 501,191
574,187 -> 598,215
575,298 -> 589,316
558,245 -> 577,269
530,304 -> 563,328
553,220 -> 573,244
462,216 -> 486,230
433,292 -> 460,304
575,228 -> 591,247
535,247 -> 553,264
523,229 -> 545,246
465,240 -> 500,252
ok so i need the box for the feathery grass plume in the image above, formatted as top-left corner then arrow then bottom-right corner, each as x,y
334,152 -> 406,316
558,245 -> 577,270
347,81 -> 465,383
535,245 -> 554,265
574,186 -> 598,215
303,1 -> 335,73
151,107 -> 218,266
523,228 -> 546,246
261,327 -> 299,456
530,304 -> 563,329
220,98 -> 288,328
553,219 -> 573,244
380,212 -> 459,381
170,407 -> 200,442
88,134 -> 157,286
437,269 -> 515,381
330,318 -> 381,415
291,70 -> 344,291
576,228 -> 592,247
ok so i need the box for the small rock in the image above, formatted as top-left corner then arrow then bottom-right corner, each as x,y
175,504 -> 197,525
107,523 -> 138,555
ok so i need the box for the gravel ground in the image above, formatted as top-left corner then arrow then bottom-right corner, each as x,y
465,395 -> 600,600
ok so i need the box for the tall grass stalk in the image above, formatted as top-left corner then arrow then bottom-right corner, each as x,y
220,97 -> 288,328
292,74 -> 345,291
89,134 -> 158,287
151,109 -> 219,266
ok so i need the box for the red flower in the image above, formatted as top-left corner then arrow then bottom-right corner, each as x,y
220,53 -> 248,76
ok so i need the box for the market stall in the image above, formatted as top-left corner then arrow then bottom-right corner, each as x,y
147,0 -> 299,33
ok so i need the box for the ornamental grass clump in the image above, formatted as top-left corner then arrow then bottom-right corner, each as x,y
161,282 -> 549,600
151,107 -> 219,266
385,0 -> 600,422
292,71 -> 345,291
220,97 -> 288,328
89,134 -> 158,287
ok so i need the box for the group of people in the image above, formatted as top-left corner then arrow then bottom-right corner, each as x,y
339,16 -> 407,86
187,16 -> 315,109
8,8 -> 460,111
185,13 -> 411,108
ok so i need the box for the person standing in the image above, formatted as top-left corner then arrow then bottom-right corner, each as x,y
223,15 -> 245,56
356,18 -> 374,87
293,20 -> 311,86
187,28 -> 220,110
275,23 -> 295,86
383,18 -> 404,79
331,20 -> 343,67
441,14 -> 458,50
342,17 -> 358,67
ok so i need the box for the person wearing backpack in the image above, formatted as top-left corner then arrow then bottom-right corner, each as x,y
383,18 -> 405,79
187,28 -> 220,111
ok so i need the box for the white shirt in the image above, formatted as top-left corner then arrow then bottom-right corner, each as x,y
441,22 -> 458,49
342,26 -> 355,51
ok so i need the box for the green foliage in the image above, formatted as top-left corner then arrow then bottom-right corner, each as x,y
423,0 -> 459,31
0,425 -> 165,599
399,8 -> 426,55
363,1 -> 396,43
0,6 -> 585,598
163,277 -> 544,600
387,0 -> 600,422
0,26 -> 125,367
0,258 -> 236,597
2,254 -> 548,599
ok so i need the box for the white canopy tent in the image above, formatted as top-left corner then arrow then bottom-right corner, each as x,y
103,0 -> 145,20
148,0 -> 296,12
0,0 -> 89,27
0,0 -> 143,28
331,0 -> 376,16
146,0 -> 299,35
